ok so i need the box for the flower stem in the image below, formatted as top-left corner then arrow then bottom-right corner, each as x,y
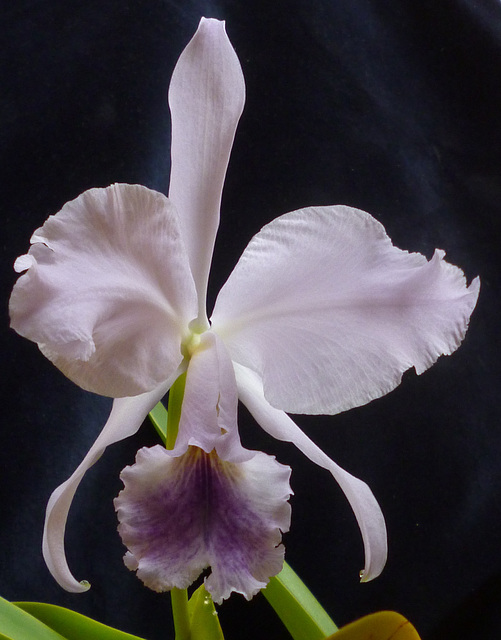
171,587 -> 191,640
167,372 -> 190,639
166,372 -> 187,450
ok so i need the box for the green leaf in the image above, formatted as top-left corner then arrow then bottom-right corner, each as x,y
148,400 -> 168,444
327,611 -> 422,640
187,585 -> 224,640
0,597 -> 66,640
14,603 -> 146,640
262,563 -> 338,640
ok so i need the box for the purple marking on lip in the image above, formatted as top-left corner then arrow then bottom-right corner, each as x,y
115,444 -> 291,602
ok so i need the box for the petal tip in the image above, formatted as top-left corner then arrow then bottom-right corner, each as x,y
200,16 -> 226,27
469,274 -> 481,299
196,17 -> 228,43
14,254 -> 35,273
359,569 -> 373,583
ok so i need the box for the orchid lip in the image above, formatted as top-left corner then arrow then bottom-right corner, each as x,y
115,444 -> 292,603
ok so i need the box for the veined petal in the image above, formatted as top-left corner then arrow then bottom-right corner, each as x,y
115,444 -> 291,603
235,363 -> 387,582
212,205 -> 480,414
168,18 -> 245,324
174,330 -> 250,462
10,184 -> 197,397
43,375 -> 176,593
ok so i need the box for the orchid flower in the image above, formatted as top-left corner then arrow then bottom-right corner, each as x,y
9,18 -> 479,604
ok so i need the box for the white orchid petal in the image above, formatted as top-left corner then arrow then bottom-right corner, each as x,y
212,205 -> 480,414
168,18 -> 245,323
174,331 -> 250,462
10,184 -> 197,397
115,444 -> 291,603
235,363 -> 387,582
43,377 -> 175,592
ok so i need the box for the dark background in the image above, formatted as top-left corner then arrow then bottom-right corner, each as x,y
1,1 -> 500,639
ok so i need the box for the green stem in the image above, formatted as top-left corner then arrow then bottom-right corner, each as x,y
166,372 -> 187,450
171,588 -> 190,640
166,373 -> 190,639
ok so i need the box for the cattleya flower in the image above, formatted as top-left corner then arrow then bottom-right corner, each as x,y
9,19 -> 479,604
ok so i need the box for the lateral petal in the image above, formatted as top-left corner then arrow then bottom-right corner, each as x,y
43,377 -> 174,592
115,444 -> 291,603
10,184 -> 197,397
168,18 -> 245,324
212,205 -> 480,414
235,363 -> 387,582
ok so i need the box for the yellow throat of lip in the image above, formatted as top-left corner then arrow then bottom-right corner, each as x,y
181,329 -> 205,359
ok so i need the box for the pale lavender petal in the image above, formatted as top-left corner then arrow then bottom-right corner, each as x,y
10,184 -> 197,398
115,444 -> 291,603
235,363 -> 387,582
168,18 -> 245,325
212,205 -> 480,415
42,375 -> 177,592
174,330 -> 250,462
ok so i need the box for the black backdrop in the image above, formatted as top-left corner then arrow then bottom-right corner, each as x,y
2,2 -> 500,639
